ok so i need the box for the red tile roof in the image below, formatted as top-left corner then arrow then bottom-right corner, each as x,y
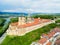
10,18 -> 51,28
42,31 -> 55,39
46,42 -> 51,45
38,28 -> 60,45
47,31 -> 55,38
42,33 -> 48,38
11,22 -> 18,26
18,19 -> 41,28
38,38 -> 47,44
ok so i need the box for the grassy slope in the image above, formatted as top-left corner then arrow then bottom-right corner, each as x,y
0,23 -> 57,45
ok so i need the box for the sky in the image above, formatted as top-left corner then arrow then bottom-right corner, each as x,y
0,0 -> 60,13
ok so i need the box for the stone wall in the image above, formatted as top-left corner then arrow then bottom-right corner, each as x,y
7,20 -> 55,36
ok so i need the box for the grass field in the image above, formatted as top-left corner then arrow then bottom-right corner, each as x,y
0,23 -> 57,45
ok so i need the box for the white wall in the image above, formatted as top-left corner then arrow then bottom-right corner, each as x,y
7,20 -> 55,36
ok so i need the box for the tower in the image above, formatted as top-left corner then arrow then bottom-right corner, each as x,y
27,9 -> 34,23
18,14 -> 26,25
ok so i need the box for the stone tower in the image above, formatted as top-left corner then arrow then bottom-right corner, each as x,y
27,10 -> 34,23
18,15 -> 26,25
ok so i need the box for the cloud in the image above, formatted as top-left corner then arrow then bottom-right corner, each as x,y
0,0 -> 60,13
2,8 -> 25,12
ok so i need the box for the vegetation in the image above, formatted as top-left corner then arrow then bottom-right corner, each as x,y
32,15 -> 57,20
0,18 -> 6,26
0,18 -> 10,37
0,23 -> 57,45
0,22 -> 10,37
0,14 -> 60,45
0,18 -> 6,36
55,19 -> 60,28
10,17 -> 18,23
56,24 -> 60,28
55,20 -> 60,23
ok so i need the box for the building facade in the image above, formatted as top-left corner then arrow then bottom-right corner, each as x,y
7,16 -> 55,36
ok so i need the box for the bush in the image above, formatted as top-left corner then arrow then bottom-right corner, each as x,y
10,17 -> 18,23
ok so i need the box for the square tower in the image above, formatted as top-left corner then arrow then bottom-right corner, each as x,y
18,16 -> 26,25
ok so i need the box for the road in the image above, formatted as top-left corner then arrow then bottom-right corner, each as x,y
0,18 -> 10,44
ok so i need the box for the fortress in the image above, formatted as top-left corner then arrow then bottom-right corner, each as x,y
7,14 -> 55,36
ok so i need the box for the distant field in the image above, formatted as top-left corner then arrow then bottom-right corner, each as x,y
0,13 -> 60,18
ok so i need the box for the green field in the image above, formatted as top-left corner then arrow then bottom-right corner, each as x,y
0,23 -> 57,45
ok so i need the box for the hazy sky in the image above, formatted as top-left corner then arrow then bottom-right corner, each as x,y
0,0 -> 60,13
